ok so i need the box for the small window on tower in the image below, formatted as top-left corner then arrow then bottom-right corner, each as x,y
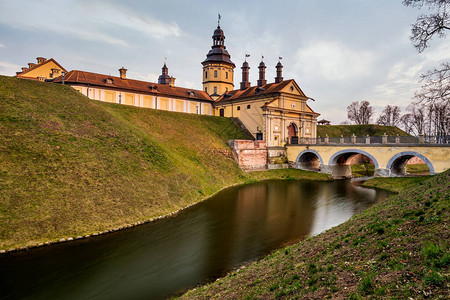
237,106 -> 240,111
205,87 -> 208,93
214,86 -> 217,94
214,70 -> 218,78
205,71 -> 208,79
226,72 -> 228,79
247,104 -> 251,109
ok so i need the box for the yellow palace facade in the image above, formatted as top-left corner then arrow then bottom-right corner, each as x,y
52,66 -> 214,115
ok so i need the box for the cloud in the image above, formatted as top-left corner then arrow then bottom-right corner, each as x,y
0,43 -> 5,48
0,1 -> 180,46
295,41 -> 374,81
98,5 -> 180,39
0,61 -> 20,76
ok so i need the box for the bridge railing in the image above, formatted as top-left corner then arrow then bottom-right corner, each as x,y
288,135 -> 449,145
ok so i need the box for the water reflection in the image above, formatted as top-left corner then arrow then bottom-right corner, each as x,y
0,180 -> 389,300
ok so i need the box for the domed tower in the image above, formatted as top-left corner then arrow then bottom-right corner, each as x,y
202,22 -> 235,100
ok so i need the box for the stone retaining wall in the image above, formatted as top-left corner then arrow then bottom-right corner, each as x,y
229,140 -> 267,171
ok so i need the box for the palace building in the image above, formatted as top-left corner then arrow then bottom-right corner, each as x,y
202,24 -> 319,146
16,57 -> 67,82
16,21 -> 319,146
52,65 -> 214,115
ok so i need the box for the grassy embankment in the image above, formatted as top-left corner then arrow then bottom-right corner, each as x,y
317,124 -> 410,137
362,176 -> 433,193
181,170 -> 449,299
0,76 -> 329,250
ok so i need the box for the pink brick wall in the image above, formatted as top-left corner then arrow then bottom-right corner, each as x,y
232,140 -> 267,170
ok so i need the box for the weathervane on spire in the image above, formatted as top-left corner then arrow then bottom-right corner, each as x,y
164,57 -> 167,64
218,13 -> 221,26
278,56 -> 283,62
261,55 -> 264,62
245,53 -> 250,62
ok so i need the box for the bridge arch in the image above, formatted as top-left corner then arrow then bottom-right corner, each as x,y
329,149 -> 379,169
296,149 -> 323,171
386,151 -> 435,176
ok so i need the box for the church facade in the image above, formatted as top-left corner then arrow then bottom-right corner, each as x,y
16,22 -> 319,146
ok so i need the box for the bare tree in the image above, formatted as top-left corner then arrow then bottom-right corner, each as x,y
377,105 -> 401,126
403,0 -> 450,52
414,62 -> 450,106
400,104 -> 426,135
347,101 -> 373,124
431,101 -> 449,140
403,0 -> 450,142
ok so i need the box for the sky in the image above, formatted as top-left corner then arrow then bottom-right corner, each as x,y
0,0 -> 448,124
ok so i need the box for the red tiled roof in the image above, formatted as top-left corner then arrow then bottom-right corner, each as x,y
216,79 -> 299,102
53,70 -> 213,102
16,58 -> 67,77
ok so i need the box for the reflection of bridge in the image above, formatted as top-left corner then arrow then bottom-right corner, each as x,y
286,135 -> 450,178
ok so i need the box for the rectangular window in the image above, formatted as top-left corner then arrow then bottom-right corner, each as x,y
225,72 -> 228,79
205,71 -> 208,79
205,87 -> 208,93
214,70 -> 217,78
214,86 -> 217,94
247,104 -> 251,109
237,106 -> 240,111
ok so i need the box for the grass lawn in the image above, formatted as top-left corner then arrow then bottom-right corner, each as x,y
362,176 -> 433,193
406,163 -> 430,174
317,124 -> 409,137
351,163 -> 375,177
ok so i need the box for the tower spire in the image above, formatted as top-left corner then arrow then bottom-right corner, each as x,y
240,55 -> 251,90
257,57 -> 267,87
202,19 -> 235,100
275,56 -> 283,83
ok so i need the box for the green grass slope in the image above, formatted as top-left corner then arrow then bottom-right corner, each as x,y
317,124 -> 409,137
0,76 -> 329,250
182,170 -> 449,299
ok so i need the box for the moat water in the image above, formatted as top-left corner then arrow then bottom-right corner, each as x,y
0,179 -> 389,300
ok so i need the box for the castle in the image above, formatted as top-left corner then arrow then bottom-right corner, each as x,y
16,22 -> 319,147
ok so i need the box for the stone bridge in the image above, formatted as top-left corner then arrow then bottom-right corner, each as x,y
286,136 -> 449,178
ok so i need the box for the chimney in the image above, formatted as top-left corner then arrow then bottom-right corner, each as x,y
28,63 -> 37,69
51,68 -> 61,78
274,61 -> 283,83
169,76 -> 176,87
119,67 -> 127,79
21,67 -> 29,72
257,60 -> 267,87
240,61 -> 251,90
36,57 -> 46,64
